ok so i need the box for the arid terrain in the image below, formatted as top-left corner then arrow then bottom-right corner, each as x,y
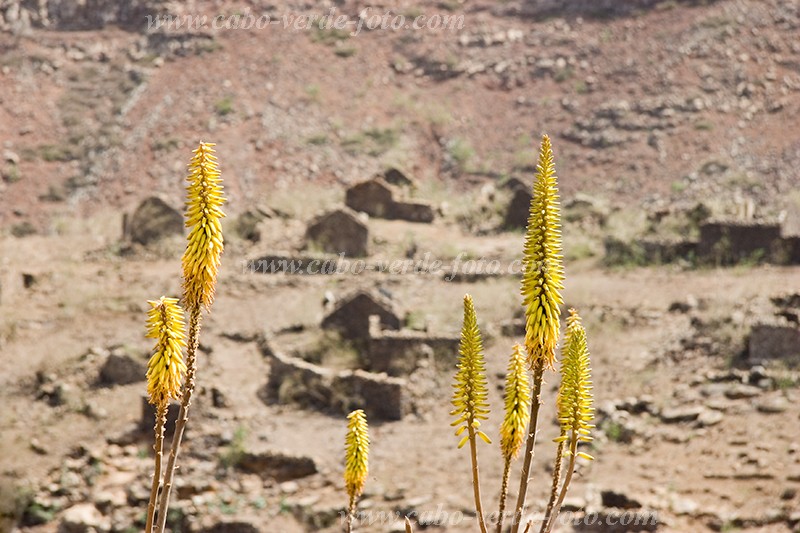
1,0 -> 799,532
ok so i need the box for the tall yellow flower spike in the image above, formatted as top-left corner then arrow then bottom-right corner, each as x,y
451,295 -> 491,449
182,142 -> 226,310
556,309 -> 594,460
145,297 -> 187,406
344,409 -> 370,500
521,134 -> 564,368
500,344 -> 531,461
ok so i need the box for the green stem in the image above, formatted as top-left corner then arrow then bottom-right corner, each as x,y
154,307 -> 202,533
510,359 -> 545,533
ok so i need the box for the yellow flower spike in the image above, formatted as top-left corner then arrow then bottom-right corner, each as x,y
344,409 -> 370,501
450,294 -> 491,448
145,297 -> 187,406
182,142 -> 226,311
500,344 -> 531,461
557,309 -> 595,454
520,134 -> 564,368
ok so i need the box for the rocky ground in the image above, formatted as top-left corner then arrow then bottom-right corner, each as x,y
1,0 -> 800,532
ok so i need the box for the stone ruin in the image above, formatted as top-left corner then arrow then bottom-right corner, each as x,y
123,196 -> 183,246
604,218 -> 800,267
381,167 -> 415,188
259,336 -> 409,421
304,207 -> 368,257
519,0 -> 717,18
364,315 -> 460,376
345,177 -> 435,223
260,290 -> 460,419
504,188 -> 532,230
748,294 -> 800,367
320,290 -> 460,375
321,289 -> 401,340
697,220 -> 786,265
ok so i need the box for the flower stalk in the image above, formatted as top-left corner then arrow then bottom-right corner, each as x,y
153,142 -> 225,533
143,297 -> 186,533
451,295 -> 491,533
512,134 -> 565,533
497,344 -> 531,533
542,309 -> 594,533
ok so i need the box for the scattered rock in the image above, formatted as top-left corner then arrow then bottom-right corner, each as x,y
124,196 -> 183,246
211,386 -> 229,408
601,490 -> 642,509
696,409 -> 724,427
572,509 -> 659,532
59,503 -> 108,533
37,381 -> 79,408
238,451 -> 317,481
659,406 -> 704,423
724,384 -> 762,400
756,397 -> 788,414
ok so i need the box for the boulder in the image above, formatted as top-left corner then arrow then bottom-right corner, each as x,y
124,196 -> 183,246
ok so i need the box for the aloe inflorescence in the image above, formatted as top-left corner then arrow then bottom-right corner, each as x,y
344,409 -> 370,533
451,294 -> 491,533
541,309 -> 594,533
144,296 -> 186,533
182,141 -> 225,312
451,294 -> 492,449
145,297 -> 187,407
556,309 -> 595,459
497,344 -> 532,533
520,134 -> 564,368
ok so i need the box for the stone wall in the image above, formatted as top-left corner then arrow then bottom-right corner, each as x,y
697,221 -> 783,265
259,338 -> 410,420
748,320 -> 800,367
364,316 -> 459,376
